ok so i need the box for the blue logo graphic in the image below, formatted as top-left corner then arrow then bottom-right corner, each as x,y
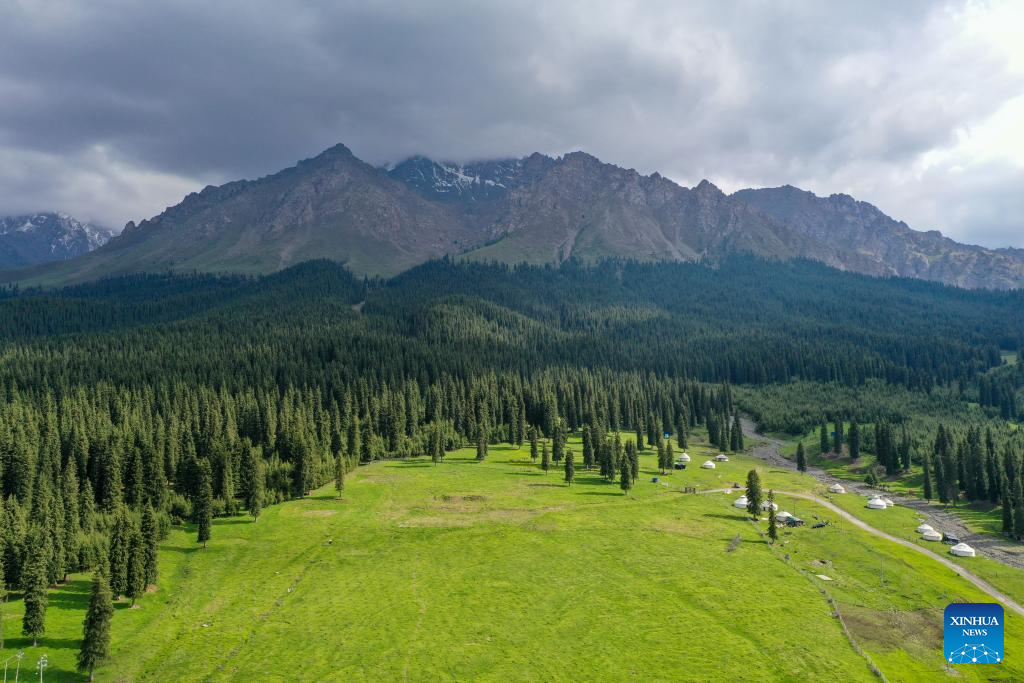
944,603 -> 1004,664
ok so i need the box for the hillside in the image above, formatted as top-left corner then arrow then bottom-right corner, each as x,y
1,258 -> 1023,680
733,186 -> 1024,289
9,439 -> 1024,681
6,145 -> 1022,288
0,212 -> 113,269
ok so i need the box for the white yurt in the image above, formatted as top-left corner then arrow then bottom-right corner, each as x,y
776,511 -> 793,522
882,498 -> 895,508
922,529 -> 943,542
828,483 -> 846,494
715,454 -> 729,462
950,543 -> 976,557
916,523 -> 934,534
734,495 -> 749,509
679,453 -> 691,462
701,460 -> 716,469
866,497 -> 887,509
761,500 -> 779,512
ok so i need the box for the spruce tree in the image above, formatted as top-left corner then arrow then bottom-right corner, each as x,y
922,455 -> 933,501
1002,480 -> 1014,535
1015,478 -> 1024,542
245,454 -> 265,522
796,442 -> 807,472
541,442 -> 550,473
476,429 -> 487,461
335,450 -> 347,493
629,440 -> 639,482
745,470 -> 763,520
833,419 -> 844,454
552,422 -> 564,463
665,442 -> 674,476
125,523 -> 146,606
848,421 -> 861,461
530,429 -> 539,462
819,421 -> 829,455
582,426 -> 594,470
108,508 -> 129,598
767,490 -> 778,542
77,568 -> 114,681
564,449 -> 575,485
141,505 -> 159,587
22,531 -> 49,646
196,460 -> 213,548
619,457 -> 633,495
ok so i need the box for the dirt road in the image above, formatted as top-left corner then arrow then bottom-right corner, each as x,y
737,418 -> 1024,615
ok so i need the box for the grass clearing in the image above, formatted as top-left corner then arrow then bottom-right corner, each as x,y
1,437 -> 1022,680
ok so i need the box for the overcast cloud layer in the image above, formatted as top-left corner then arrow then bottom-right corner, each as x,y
1,0 -> 1021,247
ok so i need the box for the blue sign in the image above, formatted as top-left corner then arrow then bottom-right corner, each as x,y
944,603 -> 1004,663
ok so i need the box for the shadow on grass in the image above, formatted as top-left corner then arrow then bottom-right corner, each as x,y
4,636 -> 82,651
508,471 -> 544,476
702,512 -> 748,522
578,491 -> 623,497
527,483 -> 565,488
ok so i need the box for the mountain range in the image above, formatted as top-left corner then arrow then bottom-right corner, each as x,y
0,212 -> 113,270
4,144 -> 1022,289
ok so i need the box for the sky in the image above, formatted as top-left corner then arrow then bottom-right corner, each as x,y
0,0 -> 1021,247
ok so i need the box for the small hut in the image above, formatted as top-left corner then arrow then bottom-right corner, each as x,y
734,495 -> 749,509
949,543 -> 976,557
866,497 -> 887,510
922,529 -> 943,542
915,523 -> 934,534
828,483 -> 846,494
701,460 -> 716,469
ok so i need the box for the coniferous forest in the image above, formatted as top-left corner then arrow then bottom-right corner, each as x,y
1,255 -> 1023,675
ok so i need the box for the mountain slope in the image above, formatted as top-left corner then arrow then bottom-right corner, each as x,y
733,185 -> 1024,289
0,212 -> 113,269
6,144 -> 1022,288
7,145 -> 485,283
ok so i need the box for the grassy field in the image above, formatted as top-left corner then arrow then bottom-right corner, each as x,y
2,436 -> 1023,681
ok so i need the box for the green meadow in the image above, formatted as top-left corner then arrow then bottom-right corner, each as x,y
2,436 -> 1022,681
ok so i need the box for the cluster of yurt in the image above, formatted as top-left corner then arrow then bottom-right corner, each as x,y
950,542 -> 976,557
828,483 -> 846,494
866,496 -> 887,509
715,454 -> 729,462
701,460 -> 716,469
734,495 -> 749,509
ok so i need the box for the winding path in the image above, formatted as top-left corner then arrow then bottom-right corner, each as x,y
735,419 -> 1024,617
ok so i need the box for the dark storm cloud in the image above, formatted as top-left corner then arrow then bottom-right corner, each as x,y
0,0 -> 1021,245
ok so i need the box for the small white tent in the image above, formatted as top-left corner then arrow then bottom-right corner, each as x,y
761,500 -> 779,512
828,483 -> 846,494
715,454 -> 729,462
922,529 -> 943,542
679,453 -> 691,462
882,498 -> 895,508
701,460 -> 716,469
950,543 -> 976,557
866,497 -> 887,510
776,511 -> 793,522
734,495 -> 749,509
916,523 -> 934,534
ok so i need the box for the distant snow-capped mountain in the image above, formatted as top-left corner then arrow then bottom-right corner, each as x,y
0,212 -> 115,270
